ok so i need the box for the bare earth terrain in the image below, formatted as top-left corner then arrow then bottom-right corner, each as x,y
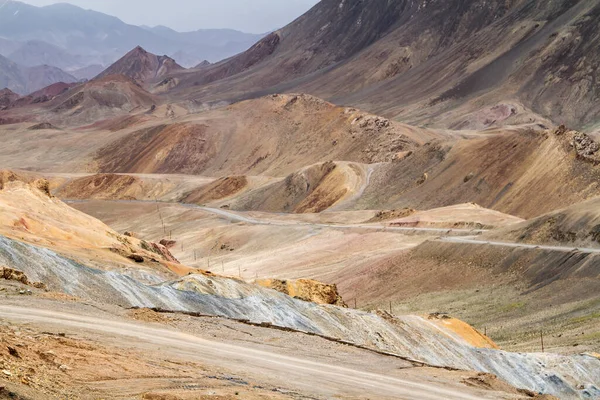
2,0 -> 600,398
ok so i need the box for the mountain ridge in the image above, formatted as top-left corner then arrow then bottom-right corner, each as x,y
0,1 -> 266,70
0,53 -> 77,95
158,0 -> 600,131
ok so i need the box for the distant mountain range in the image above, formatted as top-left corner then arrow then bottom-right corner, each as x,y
0,0 -> 265,83
0,53 -> 77,94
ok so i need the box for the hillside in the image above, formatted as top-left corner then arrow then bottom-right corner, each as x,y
93,94 -> 434,176
484,196 -> 600,247
224,161 -> 364,213
47,74 -> 156,125
162,0 -> 600,131
0,88 -> 19,109
8,81 -> 78,109
351,126 -> 600,218
3,1 -> 600,399
0,172 -> 179,273
0,176 -> 597,398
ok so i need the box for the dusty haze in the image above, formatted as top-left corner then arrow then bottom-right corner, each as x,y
14,0 -> 320,32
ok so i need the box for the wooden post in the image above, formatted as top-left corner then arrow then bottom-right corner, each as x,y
484,326 -> 487,336
540,330 -> 545,353
238,265 -> 241,278
354,298 -> 357,309
389,301 -> 392,315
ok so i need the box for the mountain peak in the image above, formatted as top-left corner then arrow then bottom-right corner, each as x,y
132,45 -> 148,54
0,87 -> 19,96
0,87 -> 21,109
95,46 -> 184,85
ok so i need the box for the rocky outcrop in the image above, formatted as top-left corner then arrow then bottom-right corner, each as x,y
256,278 -> 346,306
0,170 -> 50,197
140,240 -> 179,264
159,239 -> 176,249
28,122 -> 59,130
1,266 -> 46,289
554,125 -> 600,165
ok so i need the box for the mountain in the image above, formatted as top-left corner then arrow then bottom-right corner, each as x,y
70,64 -> 105,80
163,0 -> 600,131
0,53 -> 77,95
48,74 -> 156,125
0,53 -> 25,93
0,88 -> 19,109
0,1 -> 265,70
22,64 -> 77,93
0,2 -> 175,57
96,46 -> 184,85
8,81 -> 77,109
5,2 -> 600,399
142,25 -> 265,67
7,40 -> 82,69
0,37 -> 21,56
91,94 -> 433,176
144,25 -> 264,48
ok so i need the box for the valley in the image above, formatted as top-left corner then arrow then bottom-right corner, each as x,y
1,0 -> 600,399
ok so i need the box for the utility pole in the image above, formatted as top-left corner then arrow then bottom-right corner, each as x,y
155,197 -> 166,234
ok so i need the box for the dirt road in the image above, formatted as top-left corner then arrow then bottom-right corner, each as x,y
65,199 -> 488,235
0,305 -> 501,400
440,236 -> 600,254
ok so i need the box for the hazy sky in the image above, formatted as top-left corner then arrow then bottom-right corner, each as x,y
17,0 -> 320,33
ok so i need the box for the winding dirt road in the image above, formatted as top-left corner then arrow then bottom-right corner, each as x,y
66,199 -> 600,254
65,199 -> 488,235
